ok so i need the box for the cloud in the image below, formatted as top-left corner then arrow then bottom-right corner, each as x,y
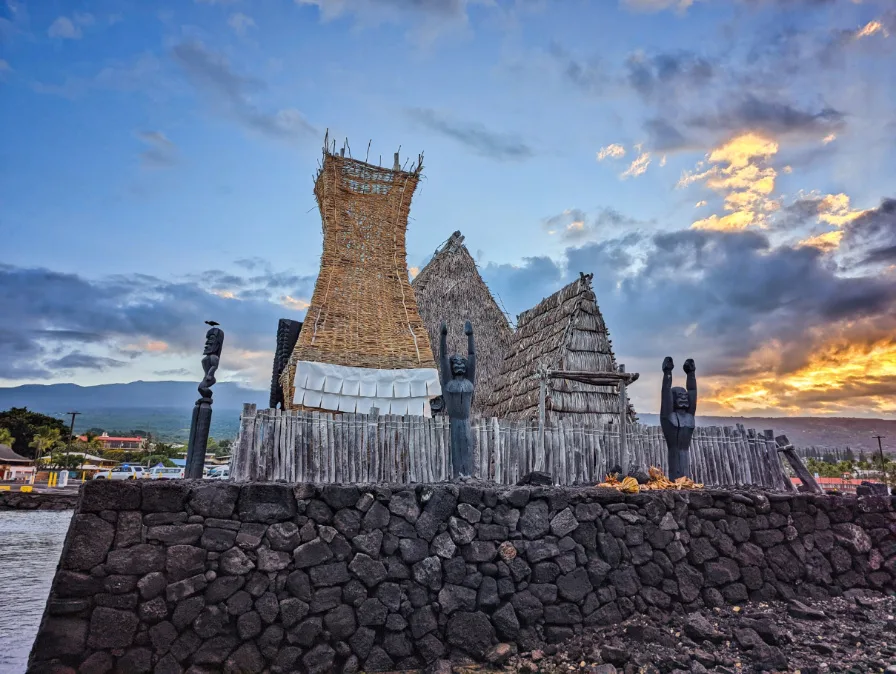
171,40 -> 315,142
0,263 -> 316,385
481,221 -> 896,415
297,0 -> 470,23
686,94 -> 844,139
137,130 -> 178,168
643,119 -> 692,152
32,54 -> 166,99
48,16 -> 80,39
406,108 -> 534,161
622,0 -> 703,13
840,197 -> 896,264
0,59 -> 11,75
544,207 -> 649,243
597,144 -> 626,161
296,0 -> 479,45
280,295 -> 310,311
45,353 -> 127,371
154,368 -> 192,377
624,50 -> 714,101
547,42 -> 607,95
47,12 -> 93,39
228,12 -> 256,35
620,148 -> 651,179
679,132 -> 780,231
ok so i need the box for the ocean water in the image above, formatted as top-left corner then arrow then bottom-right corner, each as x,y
0,510 -> 72,673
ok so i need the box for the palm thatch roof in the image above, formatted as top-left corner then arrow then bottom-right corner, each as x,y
480,272 -> 638,425
412,231 -> 513,414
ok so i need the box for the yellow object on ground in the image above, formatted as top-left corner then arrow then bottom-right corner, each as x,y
597,474 -> 640,493
20,485 -> 33,493
598,466 -> 703,492
642,465 -> 704,490
0,485 -> 10,491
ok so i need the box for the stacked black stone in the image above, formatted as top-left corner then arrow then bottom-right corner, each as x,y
27,480 -> 896,674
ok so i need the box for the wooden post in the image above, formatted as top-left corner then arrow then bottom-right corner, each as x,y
618,364 -> 629,474
776,434 -> 823,494
537,371 -> 547,472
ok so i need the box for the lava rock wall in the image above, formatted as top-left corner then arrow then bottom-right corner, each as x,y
28,481 -> 896,673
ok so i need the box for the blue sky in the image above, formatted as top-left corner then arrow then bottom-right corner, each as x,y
1,0 -> 895,417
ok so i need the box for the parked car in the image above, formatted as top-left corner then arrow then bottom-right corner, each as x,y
93,465 -> 146,480
148,467 -> 184,480
206,466 -> 230,480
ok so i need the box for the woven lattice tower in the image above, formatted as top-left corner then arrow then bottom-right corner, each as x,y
282,144 -> 440,415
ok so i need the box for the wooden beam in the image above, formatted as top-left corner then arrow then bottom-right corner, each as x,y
776,434 -> 823,494
548,370 -> 640,385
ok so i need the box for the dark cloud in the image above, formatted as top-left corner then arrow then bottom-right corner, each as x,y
136,131 -> 177,169
863,245 -> 896,266
171,41 -> 316,142
234,257 -> 267,271
32,330 -> 105,343
406,108 -> 534,161
686,95 -> 844,137
153,368 -> 192,377
45,353 -> 127,371
0,263 -> 310,381
547,42 -> 606,95
624,51 -> 714,101
841,198 -> 896,263
480,221 -> 896,390
643,118 -> 692,152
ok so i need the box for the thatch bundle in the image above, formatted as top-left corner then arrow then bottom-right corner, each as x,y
481,272 -> 638,425
411,232 -> 513,414
281,141 -> 438,413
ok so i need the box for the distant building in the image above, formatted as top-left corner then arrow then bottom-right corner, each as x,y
78,432 -> 146,450
792,476 -> 885,495
0,443 -> 35,481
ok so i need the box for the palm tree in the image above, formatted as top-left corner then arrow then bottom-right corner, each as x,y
0,427 -> 15,447
30,427 -> 62,466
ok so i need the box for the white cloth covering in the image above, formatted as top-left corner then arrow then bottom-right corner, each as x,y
293,361 -> 441,417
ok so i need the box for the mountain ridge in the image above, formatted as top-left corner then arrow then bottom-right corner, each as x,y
0,380 -> 267,411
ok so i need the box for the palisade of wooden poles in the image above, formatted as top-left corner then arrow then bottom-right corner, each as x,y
232,404 -> 795,490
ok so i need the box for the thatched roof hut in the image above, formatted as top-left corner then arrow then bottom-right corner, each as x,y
281,139 -> 440,416
480,272 -> 638,425
412,231 -> 513,414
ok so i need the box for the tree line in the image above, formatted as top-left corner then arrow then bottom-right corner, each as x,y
0,407 -> 232,471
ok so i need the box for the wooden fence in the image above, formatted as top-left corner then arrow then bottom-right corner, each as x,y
231,404 -> 794,490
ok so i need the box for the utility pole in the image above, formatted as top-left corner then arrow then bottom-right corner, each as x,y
65,412 -> 81,455
874,435 -> 886,486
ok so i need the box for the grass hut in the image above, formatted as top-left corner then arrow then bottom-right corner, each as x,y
411,231 -> 513,414
481,272 -> 638,425
281,138 -> 440,416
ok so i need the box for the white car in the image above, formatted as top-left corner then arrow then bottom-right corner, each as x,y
93,465 -> 147,480
148,467 -> 184,480
205,466 -> 230,480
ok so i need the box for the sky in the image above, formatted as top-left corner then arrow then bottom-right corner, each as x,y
1,0 -> 894,418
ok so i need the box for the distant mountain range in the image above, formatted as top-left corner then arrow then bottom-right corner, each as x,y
0,381 -> 266,411
0,381 -> 267,442
638,414 -> 895,454
0,382 -> 892,451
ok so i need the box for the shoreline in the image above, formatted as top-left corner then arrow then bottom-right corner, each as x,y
0,490 -> 78,511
